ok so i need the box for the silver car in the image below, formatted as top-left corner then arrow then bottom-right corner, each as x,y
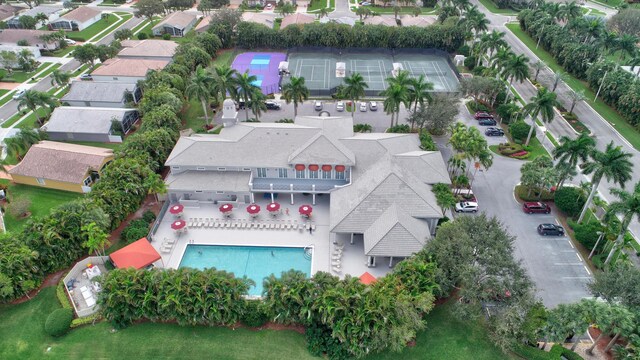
314,100 -> 323,111
369,101 -> 378,111
359,102 -> 367,112
455,201 -> 478,213
336,101 -> 345,112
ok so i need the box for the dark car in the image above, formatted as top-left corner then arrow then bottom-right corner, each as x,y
478,118 -> 497,126
236,100 -> 246,109
474,111 -> 494,120
523,202 -> 551,214
485,127 -> 504,136
264,100 -> 281,110
537,224 -> 565,236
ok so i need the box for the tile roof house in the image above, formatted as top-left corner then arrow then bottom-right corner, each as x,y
164,110 -> 450,266
280,13 -> 314,29
363,16 -> 397,27
241,12 -> 275,28
0,4 -> 19,22
43,107 -> 139,143
90,58 -> 170,83
7,6 -> 63,29
118,39 -> 178,60
0,29 -> 60,50
400,16 -> 435,27
62,81 -> 142,107
9,141 -> 114,193
152,11 -> 197,37
50,6 -> 101,31
194,15 -> 211,33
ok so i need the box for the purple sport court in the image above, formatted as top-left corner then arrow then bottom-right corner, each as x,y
231,52 -> 287,95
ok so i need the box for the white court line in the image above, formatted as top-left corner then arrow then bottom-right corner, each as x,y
324,59 -> 328,90
380,60 -> 389,90
434,61 -> 450,92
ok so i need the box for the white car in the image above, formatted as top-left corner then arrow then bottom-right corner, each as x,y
336,101 -> 345,112
64,38 -> 76,45
369,101 -> 378,111
12,89 -> 25,100
314,100 -> 323,111
266,3 -> 273,9
455,201 -> 478,213
359,102 -> 367,112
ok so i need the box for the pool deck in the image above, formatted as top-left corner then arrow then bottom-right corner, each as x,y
151,194 -> 394,281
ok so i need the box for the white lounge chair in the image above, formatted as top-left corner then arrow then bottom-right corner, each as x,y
311,224 -> 316,231
332,266 -> 342,273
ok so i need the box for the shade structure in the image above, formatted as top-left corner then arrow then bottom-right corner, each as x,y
335,165 -> 346,172
171,220 -> 186,230
109,238 -> 161,269
267,202 -> 281,212
295,164 -> 305,171
321,164 -> 332,171
299,204 -> 313,216
247,204 -> 261,215
359,272 -> 377,285
169,204 -> 184,214
219,204 -> 233,213
308,164 -> 319,171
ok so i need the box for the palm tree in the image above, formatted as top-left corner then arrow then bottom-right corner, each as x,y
523,88 -> 559,146
563,1 -> 582,20
249,90 -> 267,121
185,65 -> 214,126
604,182 -> 640,265
278,2 -> 295,17
579,142 -> 633,223
481,30 -> 506,60
4,128 -> 42,161
50,69 -> 72,88
616,34 -> 638,62
342,73 -> 368,119
81,222 -> 110,261
393,5 -> 401,21
531,60 -> 546,82
234,71 -> 261,121
211,64 -> 238,102
490,47 -> 514,72
551,71 -> 567,92
380,84 -> 409,128
409,74 -> 433,113
144,172 -> 166,203
17,90 -> 57,126
355,6 -> 371,21
553,133 -> 595,187
317,7 -> 330,19
501,53 -> 530,86
568,89 -> 587,114
281,76 -> 309,118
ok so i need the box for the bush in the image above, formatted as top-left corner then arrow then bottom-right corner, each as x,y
71,313 -> 101,328
142,210 -> 156,224
56,280 -> 72,309
497,142 -> 523,156
515,184 -> 555,201
509,121 -> 531,142
386,124 -> 411,133
457,44 -> 470,57
467,101 -> 490,113
240,300 -> 269,327
419,130 -> 437,151
45,308 -> 73,337
572,221 -> 602,250
121,219 -> 150,243
554,186 -> 586,218
464,55 -> 476,70
137,32 -> 148,40
305,323 -> 352,360
162,33 -> 172,40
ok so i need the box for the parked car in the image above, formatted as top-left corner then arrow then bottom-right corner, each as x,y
64,38 -> 76,45
336,101 -> 345,112
236,100 -> 246,109
369,101 -> 378,111
359,102 -> 367,112
360,1 -> 371,5
12,89 -> 25,100
537,223 -> 565,236
314,100 -> 323,111
485,127 -> 504,136
264,100 -> 281,110
474,111 -> 494,120
478,118 -> 497,126
80,74 -> 92,81
523,202 -> 551,214
265,3 -> 273,9
455,201 -> 478,213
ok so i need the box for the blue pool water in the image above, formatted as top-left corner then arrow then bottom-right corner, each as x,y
179,245 -> 311,296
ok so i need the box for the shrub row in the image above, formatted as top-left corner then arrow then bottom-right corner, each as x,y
554,186 -> 586,219
56,280 -> 72,310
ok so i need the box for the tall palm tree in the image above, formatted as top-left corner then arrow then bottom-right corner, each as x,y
604,181 -> 640,265
568,89 -> 586,113
17,90 -> 57,126
234,71 -> 261,121
50,69 -> 72,88
409,75 -> 433,113
342,72 -> 368,119
579,142 -> 633,223
523,88 -> 559,146
551,71 -> 567,92
211,64 -> 238,102
553,133 -> 595,187
4,128 -> 43,161
380,84 -> 409,128
501,53 -> 530,86
249,90 -> 267,121
281,76 -> 309,118
563,1 -> 582,21
317,7 -> 329,19
616,34 -> 638,62
185,65 -> 214,126
490,47 -> 514,72
531,60 -> 546,82
481,30 -> 507,60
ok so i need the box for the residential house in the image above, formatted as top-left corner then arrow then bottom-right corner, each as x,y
0,29 -> 60,51
118,39 -> 178,61
400,16 -> 435,27
241,12 -> 275,28
90,58 -> 170,83
194,15 -> 211,33
363,16 -> 397,27
49,6 -> 101,31
0,45 -> 40,63
9,141 -> 114,193
280,13 -> 314,29
62,81 -> 141,107
7,6 -> 63,29
319,16 -> 356,26
152,11 -> 197,37
0,4 -> 20,22
43,107 -> 139,143
164,101 -> 450,267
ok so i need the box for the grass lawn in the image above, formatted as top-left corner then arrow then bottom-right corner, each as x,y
506,23 -> 640,151
48,46 -> 76,58
212,49 -> 237,67
582,7 -> 606,16
182,98 -> 207,132
67,14 -> 132,42
368,5 -> 433,14
1,108 -> 48,129
0,180 -> 82,233
307,0 -> 329,12
0,287 -> 512,360
477,0 -> 518,14
29,63 -> 62,83
131,16 -> 162,36
0,62 -> 52,83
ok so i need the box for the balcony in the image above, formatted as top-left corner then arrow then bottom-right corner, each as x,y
250,177 -> 349,193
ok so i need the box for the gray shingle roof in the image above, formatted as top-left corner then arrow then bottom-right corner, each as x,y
153,11 -> 197,31
166,171 -> 251,192
44,107 -> 135,134
62,81 -> 135,103
288,133 -> 355,166
364,204 -> 429,257
393,151 -> 451,184
119,39 -> 178,58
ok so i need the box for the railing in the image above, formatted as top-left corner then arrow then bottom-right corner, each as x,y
148,200 -> 170,242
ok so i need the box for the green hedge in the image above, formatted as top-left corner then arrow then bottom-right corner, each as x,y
56,280 -> 72,309
512,344 -> 583,360
515,184 -> 555,202
554,186 -> 586,218
71,314 -> 101,328
45,308 -> 73,337
240,300 -> 269,328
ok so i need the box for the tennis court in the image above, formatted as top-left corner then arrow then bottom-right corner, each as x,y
283,50 -> 459,96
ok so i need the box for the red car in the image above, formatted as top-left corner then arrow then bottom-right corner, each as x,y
474,111 -> 494,120
523,202 -> 551,214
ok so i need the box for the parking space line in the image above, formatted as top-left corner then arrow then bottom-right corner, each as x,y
568,240 -> 574,248
584,266 -> 591,275
576,253 -> 583,262
562,276 -> 592,280
554,263 -> 584,266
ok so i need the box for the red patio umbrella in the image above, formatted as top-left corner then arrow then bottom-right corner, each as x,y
171,220 -> 186,230
247,204 -> 261,215
169,204 -> 184,215
359,272 -> 377,285
267,202 -> 281,212
219,204 -> 233,213
299,204 -> 312,216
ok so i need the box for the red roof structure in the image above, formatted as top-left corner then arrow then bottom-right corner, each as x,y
359,272 -> 377,285
109,238 -> 161,269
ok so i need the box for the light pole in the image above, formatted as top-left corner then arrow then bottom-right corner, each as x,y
536,25 -> 545,49
594,69 -> 609,102
589,231 -> 604,259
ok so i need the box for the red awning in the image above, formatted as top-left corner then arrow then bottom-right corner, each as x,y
335,165 -> 346,172
308,164 -> 319,171
321,164 -> 332,171
295,164 -> 305,171
109,238 -> 161,270
359,272 -> 377,285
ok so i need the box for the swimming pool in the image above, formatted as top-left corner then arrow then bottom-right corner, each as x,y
179,245 -> 312,296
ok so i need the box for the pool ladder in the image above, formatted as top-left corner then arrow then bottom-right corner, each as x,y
304,245 -> 313,260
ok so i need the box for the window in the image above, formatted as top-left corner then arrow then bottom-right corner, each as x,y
322,170 -> 332,179
36,178 -> 46,185
83,176 -> 92,186
309,170 -> 319,179
216,191 -> 224,194
257,168 -> 267,178
278,168 -> 288,178
335,171 -> 345,180
242,168 -> 251,171
217,167 -> 226,171
196,167 -> 205,171
112,77 -> 118,81
195,190 -> 203,193
295,170 -> 305,179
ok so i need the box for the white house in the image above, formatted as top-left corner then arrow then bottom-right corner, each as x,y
50,6 -> 101,32
152,12 -> 197,37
